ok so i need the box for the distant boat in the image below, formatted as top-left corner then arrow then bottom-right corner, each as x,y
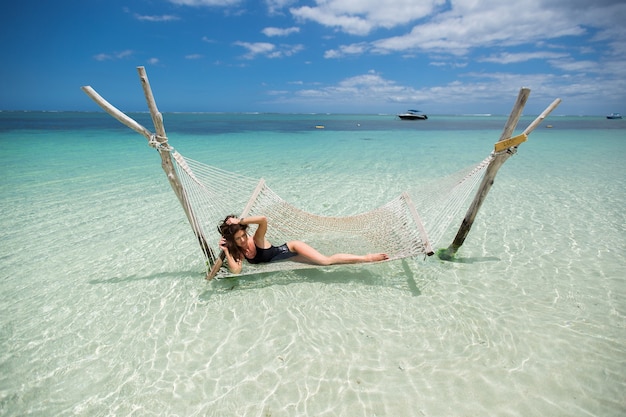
397,109 -> 428,120
606,112 -> 622,119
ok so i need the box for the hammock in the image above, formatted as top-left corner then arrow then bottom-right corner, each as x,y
81,67 -> 561,281
171,151 -> 493,278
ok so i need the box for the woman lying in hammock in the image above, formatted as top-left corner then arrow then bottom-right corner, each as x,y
218,215 -> 388,274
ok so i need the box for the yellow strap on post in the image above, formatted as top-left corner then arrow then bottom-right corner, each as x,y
494,133 -> 528,153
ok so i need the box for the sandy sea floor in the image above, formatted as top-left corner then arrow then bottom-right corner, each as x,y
1,113 -> 624,416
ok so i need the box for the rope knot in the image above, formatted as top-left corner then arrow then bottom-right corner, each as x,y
148,134 -> 159,148
148,134 -> 173,152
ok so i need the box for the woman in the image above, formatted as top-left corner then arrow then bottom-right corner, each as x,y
218,215 -> 388,274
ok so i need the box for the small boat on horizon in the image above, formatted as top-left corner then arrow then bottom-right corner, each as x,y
606,112 -> 622,119
397,109 -> 428,120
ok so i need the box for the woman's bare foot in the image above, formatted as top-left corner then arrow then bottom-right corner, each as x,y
365,253 -> 388,262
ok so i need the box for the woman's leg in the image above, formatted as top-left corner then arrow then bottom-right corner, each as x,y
286,241 -> 388,265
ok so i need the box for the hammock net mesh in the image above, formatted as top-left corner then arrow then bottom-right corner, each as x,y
171,151 -> 494,278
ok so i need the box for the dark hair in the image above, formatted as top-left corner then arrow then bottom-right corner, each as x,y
218,215 -> 249,261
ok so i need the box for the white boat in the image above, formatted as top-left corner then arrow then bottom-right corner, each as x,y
397,109 -> 428,120
606,112 -> 622,119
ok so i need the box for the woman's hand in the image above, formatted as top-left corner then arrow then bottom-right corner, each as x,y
225,217 -> 240,225
218,236 -> 242,274
219,237 -> 229,252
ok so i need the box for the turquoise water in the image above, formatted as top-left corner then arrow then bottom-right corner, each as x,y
1,111 -> 625,416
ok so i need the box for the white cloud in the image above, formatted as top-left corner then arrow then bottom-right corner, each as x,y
369,2 -> 589,57
429,60 -> 468,69
283,44 -> 305,56
270,69 -> 576,113
302,0 -> 626,112
547,59 -> 600,73
265,0 -> 297,14
91,1 -> 626,114
93,53 -> 110,61
290,6 -> 372,36
262,26 -> 300,37
267,89 -> 290,96
235,42 -> 276,59
290,0 -> 444,35
93,50 -> 134,61
289,71 -> 413,104
479,52 -> 570,64
295,0 -> 624,63
147,58 -> 160,65
235,41 -> 303,59
324,42 -> 368,58
134,14 -> 180,22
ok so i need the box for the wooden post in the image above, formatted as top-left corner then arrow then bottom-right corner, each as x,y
81,67 -> 215,266
81,86 -> 153,139
134,68 -> 186,214
136,67 -> 215,265
437,89 -> 561,260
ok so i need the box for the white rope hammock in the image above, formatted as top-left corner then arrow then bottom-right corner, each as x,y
171,151 -> 493,279
81,68 -> 562,281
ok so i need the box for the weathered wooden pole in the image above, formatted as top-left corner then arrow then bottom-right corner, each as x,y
135,67 -> 215,263
81,67 -> 215,265
438,89 -> 561,260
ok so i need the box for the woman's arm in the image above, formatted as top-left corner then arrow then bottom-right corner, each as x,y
238,216 -> 269,248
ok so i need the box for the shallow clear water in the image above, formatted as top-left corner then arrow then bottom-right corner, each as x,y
1,112 -> 624,416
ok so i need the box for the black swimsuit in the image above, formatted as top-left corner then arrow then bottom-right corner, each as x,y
245,243 -> 296,264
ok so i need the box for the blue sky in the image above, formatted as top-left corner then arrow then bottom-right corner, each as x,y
2,0 -> 625,114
